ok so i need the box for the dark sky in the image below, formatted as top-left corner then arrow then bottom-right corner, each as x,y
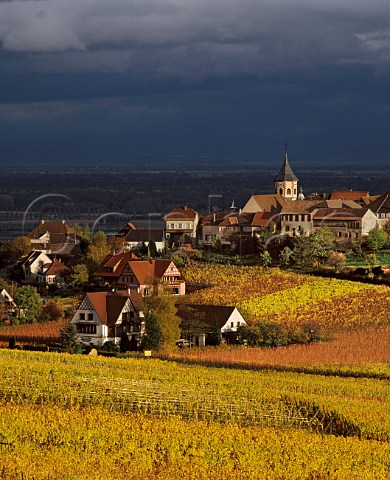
0,0 -> 389,167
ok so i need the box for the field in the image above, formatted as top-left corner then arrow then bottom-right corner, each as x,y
181,263 -> 390,331
0,350 -> 389,479
0,265 -> 389,478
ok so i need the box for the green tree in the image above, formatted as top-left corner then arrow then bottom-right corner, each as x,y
142,291 -> 181,351
14,285 -> 41,324
260,250 -> 272,267
293,228 -> 335,267
69,264 -> 89,287
148,239 -> 158,258
365,227 -> 388,252
141,314 -> 162,350
279,246 -> 293,266
60,322 -> 81,353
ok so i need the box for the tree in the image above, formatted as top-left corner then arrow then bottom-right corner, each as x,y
10,236 -> 31,258
365,227 -> 388,252
383,219 -> 390,237
39,301 -> 64,322
148,239 -> 158,258
141,314 -> 162,350
108,235 -> 125,254
279,246 -> 293,266
86,231 -> 110,272
68,264 -> 89,288
60,323 -> 81,354
142,290 -> 181,351
260,250 -> 272,267
292,228 -> 335,267
326,251 -> 346,272
14,285 -> 41,324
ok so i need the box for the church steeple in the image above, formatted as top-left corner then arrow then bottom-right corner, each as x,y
274,144 -> 299,200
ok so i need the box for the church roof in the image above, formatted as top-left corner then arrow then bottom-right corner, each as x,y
273,154 -> 298,182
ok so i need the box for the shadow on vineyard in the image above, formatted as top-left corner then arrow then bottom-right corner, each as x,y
155,353 -> 390,381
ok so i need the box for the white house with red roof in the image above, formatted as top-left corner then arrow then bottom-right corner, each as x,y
37,259 -> 69,285
164,205 -> 200,242
71,290 -> 143,346
27,219 -> 80,255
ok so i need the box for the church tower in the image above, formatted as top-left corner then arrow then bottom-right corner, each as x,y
273,145 -> 298,201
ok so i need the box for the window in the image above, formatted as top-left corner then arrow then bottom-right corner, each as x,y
178,223 -> 182,229
169,223 -> 174,229
88,313 -> 93,321
279,188 -> 283,195
287,188 -> 292,195
79,313 -> 85,320
76,324 -> 96,334
231,322 -> 234,328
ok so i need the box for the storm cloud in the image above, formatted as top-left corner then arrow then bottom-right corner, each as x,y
0,0 -> 389,164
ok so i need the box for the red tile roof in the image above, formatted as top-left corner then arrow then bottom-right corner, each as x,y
44,260 -> 69,277
28,220 -> 75,239
330,191 -> 369,201
165,206 -> 198,220
85,291 -> 142,327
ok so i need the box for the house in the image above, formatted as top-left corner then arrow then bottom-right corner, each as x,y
0,288 -> 16,320
27,220 -> 80,255
71,290 -> 143,347
368,191 -> 390,227
312,208 -> 378,241
165,206 -> 201,242
19,251 -> 52,283
279,199 -> 370,240
201,211 -> 277,244
94,254 -> 185,295
36,259 -> 70,286
116,222 -> 165,252
177,304 -> 247,346
279,200 -> 321,236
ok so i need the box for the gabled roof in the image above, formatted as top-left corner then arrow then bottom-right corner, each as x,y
273,154 -> 298,182
312,207 -> 371,221
117,222 -> 137,236
177,304 -> 238,331
130,260 -> 180,285
19,251 -> 51,268
94,252 -> 140,277
28,220 -> 75,239
83,291 -> 142,327
242,194 -> 287,213
330,190 -> 370,201
165,206 -> 198,221
280,200 -> 321,215
124,229 -> 164,243
368,191 -> 390,214
43,260 -> 69,277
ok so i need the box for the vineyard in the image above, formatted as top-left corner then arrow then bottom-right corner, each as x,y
0,349 -> 389,478
181,263 -> 390,331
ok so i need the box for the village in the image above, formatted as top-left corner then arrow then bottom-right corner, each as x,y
0,152 -> 389,352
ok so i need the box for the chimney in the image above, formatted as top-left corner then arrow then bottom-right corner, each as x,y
184,205 -> 188,210
62,219 -> 65,224
127,288 -> 131,295
41,219 -> 45,225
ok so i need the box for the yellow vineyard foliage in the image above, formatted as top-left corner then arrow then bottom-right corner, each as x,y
182,263 -> 390,330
